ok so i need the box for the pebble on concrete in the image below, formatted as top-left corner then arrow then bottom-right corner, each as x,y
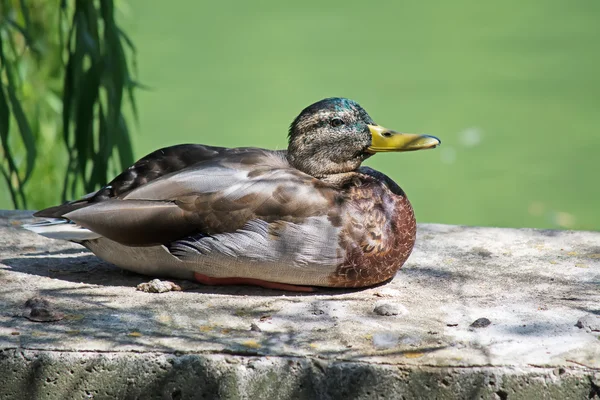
576,315 -> 600,332
23,297 -> 64,322
373,303 -> 407,316
136,279 -> 182,293
470,318 -> 492,328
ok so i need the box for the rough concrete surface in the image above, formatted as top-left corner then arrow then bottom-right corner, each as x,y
0,210 -> 599,399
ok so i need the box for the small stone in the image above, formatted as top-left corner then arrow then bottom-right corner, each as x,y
470,318 -> 492,328
25,297 -> 49,309
137,279 -> 182,293
23,307 -> 65,322
23,297 -> 64,322
575,315 -> 600,332
373,303 -> 406,316
250,323 -> 262,332
472,247 -> 492,258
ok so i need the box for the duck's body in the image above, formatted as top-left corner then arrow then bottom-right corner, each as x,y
26,98 -> 439,290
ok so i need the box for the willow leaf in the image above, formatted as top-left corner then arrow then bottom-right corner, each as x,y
0,32 -> 4,67
0,80 -> 26,208
18,0 -> 31,31
74,64 -> 101,191
116,115 -> 133,168
4,19 -> 35,50
0,166 -> 19,207
90,101 -> 110,186
6,84 -> 36,185
117,28 -> 136,52
62,10 -> 80,147
0,77 -> 8,138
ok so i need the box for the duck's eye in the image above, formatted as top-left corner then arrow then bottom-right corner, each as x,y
330,118 -> 345,128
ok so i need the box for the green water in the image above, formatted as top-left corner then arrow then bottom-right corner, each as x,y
10,1 -> 600,231
121,0 -> 600,231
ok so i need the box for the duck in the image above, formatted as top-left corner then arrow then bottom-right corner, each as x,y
24,98 -> 440,292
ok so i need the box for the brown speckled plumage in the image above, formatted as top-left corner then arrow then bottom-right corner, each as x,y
331,171 -> 416,287
28,98 -> 439,290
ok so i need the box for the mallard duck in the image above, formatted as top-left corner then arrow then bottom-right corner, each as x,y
25,98 -> 440,291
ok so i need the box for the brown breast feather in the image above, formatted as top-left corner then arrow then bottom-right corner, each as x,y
329,172 -> 416,288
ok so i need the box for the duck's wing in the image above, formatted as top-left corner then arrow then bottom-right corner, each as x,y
35,144 -> 233,218
42,148 -> 343,246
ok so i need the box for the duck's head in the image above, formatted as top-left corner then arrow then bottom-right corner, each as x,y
287,97 -> 440,178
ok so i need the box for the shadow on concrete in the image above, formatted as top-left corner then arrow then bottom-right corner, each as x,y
1,253 -> 379,297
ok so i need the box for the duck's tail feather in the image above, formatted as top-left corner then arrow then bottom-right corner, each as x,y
22,219 -> 102,241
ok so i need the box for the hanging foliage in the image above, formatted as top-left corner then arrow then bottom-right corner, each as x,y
0,0 -> 139,208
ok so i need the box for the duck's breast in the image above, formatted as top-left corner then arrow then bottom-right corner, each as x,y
329,178 -> 416,287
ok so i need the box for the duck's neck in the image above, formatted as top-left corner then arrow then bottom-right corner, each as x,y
286,149 -> 368,180
319,171 -> 364,187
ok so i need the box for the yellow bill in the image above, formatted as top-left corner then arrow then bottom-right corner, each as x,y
367,125 -> 441,153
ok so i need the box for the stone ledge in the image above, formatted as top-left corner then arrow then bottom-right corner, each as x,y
2,350 -> 598,400
1,210 -> 599,399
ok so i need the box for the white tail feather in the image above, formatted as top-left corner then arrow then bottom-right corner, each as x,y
23,219 -> 101,241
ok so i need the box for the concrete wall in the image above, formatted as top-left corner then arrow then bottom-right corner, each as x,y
1,211 -> 599,399
1,350 -> 597,400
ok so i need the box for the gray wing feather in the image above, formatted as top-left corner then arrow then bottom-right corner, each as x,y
56,149 -> 340,247
168,216 -> 342,285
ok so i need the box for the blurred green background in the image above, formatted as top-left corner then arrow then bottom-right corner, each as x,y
4,0 -> 600,231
